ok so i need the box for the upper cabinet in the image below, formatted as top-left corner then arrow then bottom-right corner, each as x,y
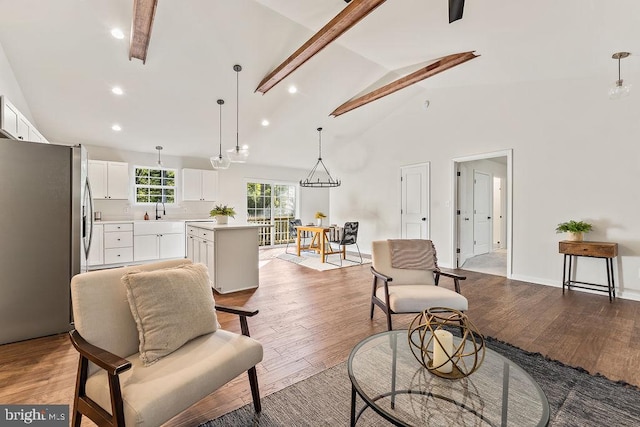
182,168 -> 218,201
89,160 -> 129,200
0,96 -> 49,143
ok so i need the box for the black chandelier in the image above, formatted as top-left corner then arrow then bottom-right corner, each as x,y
300,127 -> 341,188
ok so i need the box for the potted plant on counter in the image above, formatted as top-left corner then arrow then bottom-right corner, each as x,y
315,211 -> 327,227
210,204 -> 236,225
555,220 -> 593,242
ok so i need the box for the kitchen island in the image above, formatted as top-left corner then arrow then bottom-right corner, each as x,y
186,222 -> 265,294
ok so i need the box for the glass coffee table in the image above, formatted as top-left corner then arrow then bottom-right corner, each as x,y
348,331 -> 549,426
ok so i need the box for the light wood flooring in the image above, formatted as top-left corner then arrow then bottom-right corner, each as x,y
1,254 -> 639,426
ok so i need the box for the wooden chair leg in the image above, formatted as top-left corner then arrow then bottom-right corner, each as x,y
370,278 -> 378,319
385,307 -> 393,331
248,366 -> 262,413
72,356 -> 87,427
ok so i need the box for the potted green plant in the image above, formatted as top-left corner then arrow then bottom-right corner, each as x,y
210,204 -> 236,225
555,220 -> 593,242
315,211 -> 327,227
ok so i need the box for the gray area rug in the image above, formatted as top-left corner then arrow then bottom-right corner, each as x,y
200,337 -> 640,426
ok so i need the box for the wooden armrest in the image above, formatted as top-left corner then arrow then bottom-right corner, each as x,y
215,304 -> 259,317
371,266 -> 393,283
215,304 -> 258,337
436,271 -> 467,281
69,330 -> 131,375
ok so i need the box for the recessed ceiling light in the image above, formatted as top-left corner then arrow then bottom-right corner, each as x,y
261,119 -> 270,127
110,28 -> 125,39
111,124 -> 122,131
288,85 -> 298,94
111,87 -> 124,95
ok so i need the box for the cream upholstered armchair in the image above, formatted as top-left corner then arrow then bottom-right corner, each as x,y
370,240 -> 468,330
69,259 -> 262,427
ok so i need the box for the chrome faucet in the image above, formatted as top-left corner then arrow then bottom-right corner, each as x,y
155,201 -> 165,220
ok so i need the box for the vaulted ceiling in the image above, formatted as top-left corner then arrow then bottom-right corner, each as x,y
0,0 -> 638,167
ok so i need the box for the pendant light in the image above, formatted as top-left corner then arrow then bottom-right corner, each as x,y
300,127 -> 341,188
227,64 -> 249,163
608,52 -> 631,100
210,99 -> 231,170
155,145 -> 163,167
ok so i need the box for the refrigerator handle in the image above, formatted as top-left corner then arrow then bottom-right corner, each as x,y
84,179 -> 94,258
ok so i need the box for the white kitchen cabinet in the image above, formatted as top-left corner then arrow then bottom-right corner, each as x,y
186,223 -> 261,293
134,221 -> 185,262
89,160 -> 129,200
87,224 -> 104,267
103,222 -> 133,264
182,168 -> 218,201
0,96 -> 49,143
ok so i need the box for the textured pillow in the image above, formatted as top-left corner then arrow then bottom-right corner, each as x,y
121,263 -> 218,366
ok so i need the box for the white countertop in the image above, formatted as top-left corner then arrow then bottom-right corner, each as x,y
187,222 -> 269,231
94,218 -> 213,224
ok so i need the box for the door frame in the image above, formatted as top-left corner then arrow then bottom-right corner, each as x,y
451,149 -> 513,278
400,162 -> 430,239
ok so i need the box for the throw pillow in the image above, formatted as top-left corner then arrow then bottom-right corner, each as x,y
121,263 -> 218,366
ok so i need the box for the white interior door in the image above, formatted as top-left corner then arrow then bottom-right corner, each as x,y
492,177 -> 504,249
473,171 -> 491,255
401,163 -> 429,239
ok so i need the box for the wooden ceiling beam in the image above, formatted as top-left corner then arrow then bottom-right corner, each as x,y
330,51 -> 479,117
255,0 -> 387,94
129,0 -> 158,64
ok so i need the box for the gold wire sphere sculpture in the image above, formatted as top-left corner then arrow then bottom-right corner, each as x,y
408,308 -> 486,379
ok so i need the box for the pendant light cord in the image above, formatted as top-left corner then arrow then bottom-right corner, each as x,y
219,100 -> 223,157
318,127 -> 323,160
235,65 -> 240,153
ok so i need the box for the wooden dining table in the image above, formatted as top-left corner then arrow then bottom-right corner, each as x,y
295,225 -> 343,263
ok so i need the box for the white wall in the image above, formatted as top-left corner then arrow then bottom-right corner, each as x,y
329,76 -> 640,300
0,40 -> 34,122
86,144 -> 330,224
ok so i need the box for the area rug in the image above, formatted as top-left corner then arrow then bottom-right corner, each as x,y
276,250 -> 371,271
200,337 -> 640,426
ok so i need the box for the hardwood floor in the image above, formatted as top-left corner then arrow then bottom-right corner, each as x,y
1,254 -> 638,426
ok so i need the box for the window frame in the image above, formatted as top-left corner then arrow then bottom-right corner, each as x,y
133,165 -> 177,205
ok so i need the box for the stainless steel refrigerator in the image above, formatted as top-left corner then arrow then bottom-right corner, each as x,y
0,139 -> 93,345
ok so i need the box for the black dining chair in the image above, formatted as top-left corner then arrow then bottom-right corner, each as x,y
326,221 -> 362,266
285,219 -> 304,254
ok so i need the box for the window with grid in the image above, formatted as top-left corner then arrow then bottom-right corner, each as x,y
134,167 -> 176,204
247,182 -> 297,246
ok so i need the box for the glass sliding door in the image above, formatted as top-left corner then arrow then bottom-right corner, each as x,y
247,181 -> 297,246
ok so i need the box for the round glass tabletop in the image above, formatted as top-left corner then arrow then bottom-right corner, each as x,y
348,330 -> 550,426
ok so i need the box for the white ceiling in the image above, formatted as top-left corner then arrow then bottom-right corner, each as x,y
0,0 -> 638,166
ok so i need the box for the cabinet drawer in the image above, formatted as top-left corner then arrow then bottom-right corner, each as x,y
104,223 -> 133,232
559,241 -> 618,258
198,228 -> 213,241
187,226 -> 198,236
104,231 -> 133,248
104,247 -> 133,264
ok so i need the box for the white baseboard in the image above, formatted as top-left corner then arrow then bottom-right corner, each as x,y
509,273 -> 640,302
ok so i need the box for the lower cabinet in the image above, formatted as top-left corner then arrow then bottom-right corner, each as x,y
89,221 -> 185,269
186,226 -> 215,287
88,224 -> 104,266
134,222 -> 185,262
186,224 -> 260,293
103,223 -> 134,265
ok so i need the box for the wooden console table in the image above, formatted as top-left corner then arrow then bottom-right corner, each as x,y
559,241 -> 618,302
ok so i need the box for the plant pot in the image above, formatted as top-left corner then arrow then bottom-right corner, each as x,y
215,215 -> 228,225
567,231 -> 583,241
316,218 -> 323,227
